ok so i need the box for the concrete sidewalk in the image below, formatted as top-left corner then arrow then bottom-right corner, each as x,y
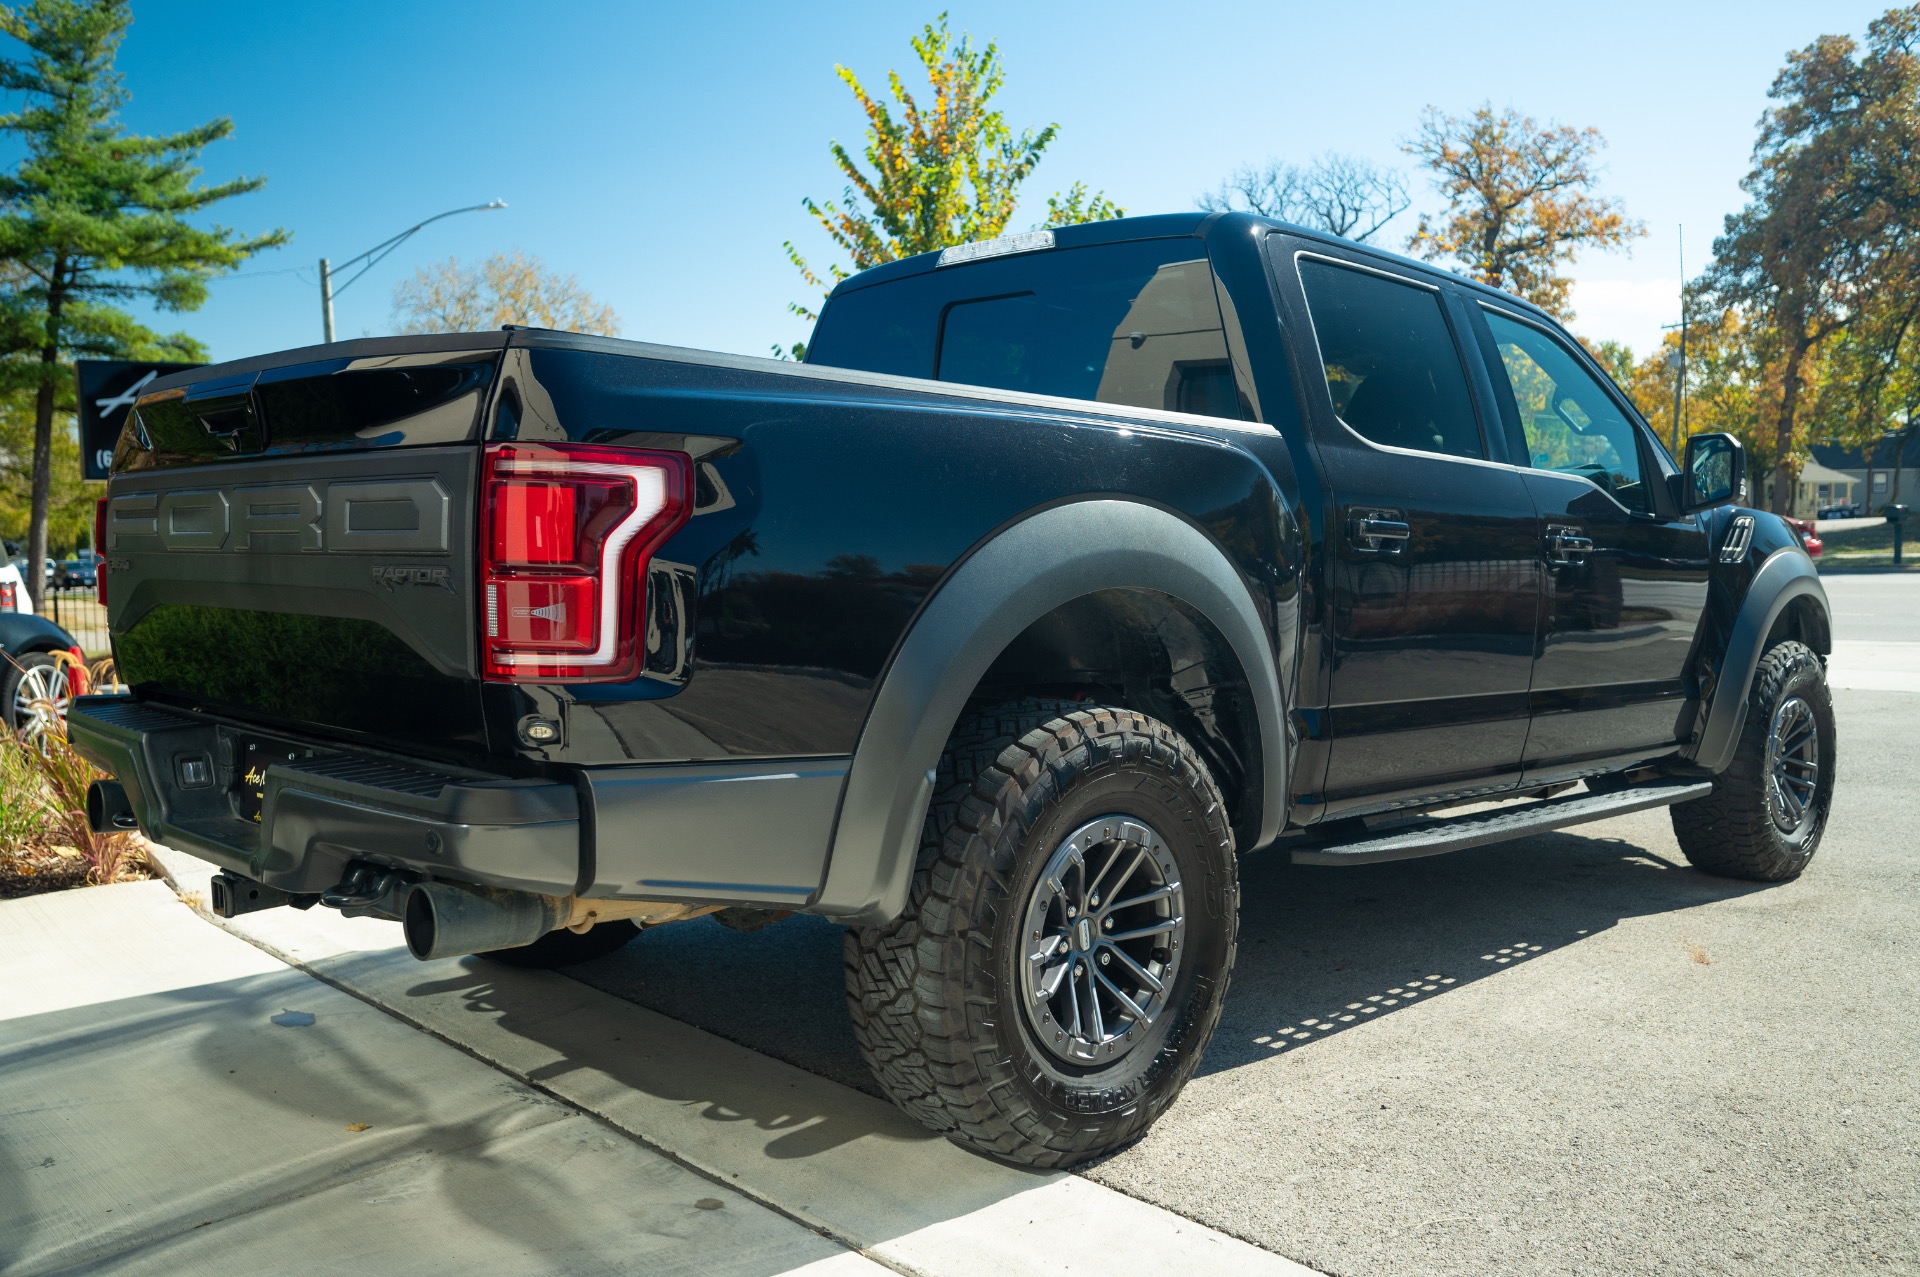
143,847 -> 1314,1277
0,880 -> 881,1276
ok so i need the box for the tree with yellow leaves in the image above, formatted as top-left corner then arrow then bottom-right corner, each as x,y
1703,8 -> 1920,513
783,14 -> 1121,352
1403,104 -> 1641,320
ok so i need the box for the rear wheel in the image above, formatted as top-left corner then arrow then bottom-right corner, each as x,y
845,701 -> 1238,1168
1672,639 -> 1834,881
475,919 -> 640,968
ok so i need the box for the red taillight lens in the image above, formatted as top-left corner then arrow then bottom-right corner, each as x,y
94,497 -> 108,606
66,646 -> 87,697
479,442 -> 690,683
0,581 -> 14,613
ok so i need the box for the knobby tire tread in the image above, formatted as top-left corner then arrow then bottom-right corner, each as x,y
1671,640 -> 1832,882
843,699 -> 1238,1168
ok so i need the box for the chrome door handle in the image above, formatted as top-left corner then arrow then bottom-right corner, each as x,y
1351,512 -> 1411,554
1546,528 -> 1594,566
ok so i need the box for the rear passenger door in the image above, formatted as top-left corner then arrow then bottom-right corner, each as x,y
1470,305 -> 1710,777
1282,247 -> 1541,811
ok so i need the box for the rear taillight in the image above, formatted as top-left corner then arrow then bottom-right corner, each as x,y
66,646 -> 87,697
0,581 -> 14,612
94,498 -> 108,605
478,442 -> 690,683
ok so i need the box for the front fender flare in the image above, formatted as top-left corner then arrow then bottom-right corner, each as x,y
811,499 -> 1287,924
1687,546 -> 1828,774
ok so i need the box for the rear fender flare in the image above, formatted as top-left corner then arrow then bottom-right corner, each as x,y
1688,546 -> 1829,774
812,499 -> 1286,924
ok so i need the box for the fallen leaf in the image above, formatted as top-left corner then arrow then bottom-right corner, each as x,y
346,1123 -> 371,1133
1688,944 -> 1712,965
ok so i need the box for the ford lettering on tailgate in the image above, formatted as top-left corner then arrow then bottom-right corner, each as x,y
106,478 -> 451,554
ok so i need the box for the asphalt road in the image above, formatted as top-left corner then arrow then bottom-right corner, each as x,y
561,572 -> 1920,1276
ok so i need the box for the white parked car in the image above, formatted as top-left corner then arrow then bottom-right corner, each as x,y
0,559 -> 35,616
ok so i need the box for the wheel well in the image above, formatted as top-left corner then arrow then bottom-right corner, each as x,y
1764,593 -> 1831,656
967,588 -> 1263,849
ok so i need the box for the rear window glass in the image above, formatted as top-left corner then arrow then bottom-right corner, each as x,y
1297,258 -> 1484,460
807,240 -> 1247,421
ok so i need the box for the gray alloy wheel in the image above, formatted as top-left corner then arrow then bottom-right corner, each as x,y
1763,695 -> 1820,837
6,652 -> 70,749
1020,814 -> 1187,1067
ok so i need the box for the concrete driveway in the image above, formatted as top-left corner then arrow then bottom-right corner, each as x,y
557,572 -> 1920,1275
11,579 -> 1912,1276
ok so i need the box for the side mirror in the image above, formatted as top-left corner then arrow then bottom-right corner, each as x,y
1680,432 -> 1745,512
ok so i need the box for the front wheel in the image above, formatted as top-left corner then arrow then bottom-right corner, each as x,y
845,701 -> 1239,1168
1672,639 -> 1835,881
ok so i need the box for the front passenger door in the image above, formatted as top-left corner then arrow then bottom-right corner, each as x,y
1473,306 -> 1710,778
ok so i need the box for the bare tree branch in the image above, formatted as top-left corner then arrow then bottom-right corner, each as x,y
1199,152 -> 1409,243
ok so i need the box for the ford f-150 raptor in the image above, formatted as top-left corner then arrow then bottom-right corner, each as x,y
71,212 -> 1834,1168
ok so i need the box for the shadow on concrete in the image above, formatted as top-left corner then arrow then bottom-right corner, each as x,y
1202,825 -> 1772,1075
540,820 -> 1774,1095
387,956 -> 919,1163
2,972 -> 628,1276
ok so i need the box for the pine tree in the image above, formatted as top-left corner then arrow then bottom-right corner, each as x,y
0,0 -> 286,605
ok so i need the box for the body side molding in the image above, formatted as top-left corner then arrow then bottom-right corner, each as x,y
1687,545 -> 1829,775
810,499 -> 1287,924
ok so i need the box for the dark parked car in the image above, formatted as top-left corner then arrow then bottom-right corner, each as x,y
53,558 -> 97,588
72,212 -> 1834,1168
0,611 -> 87,743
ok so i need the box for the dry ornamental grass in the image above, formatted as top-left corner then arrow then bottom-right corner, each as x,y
0,653 -> 151,898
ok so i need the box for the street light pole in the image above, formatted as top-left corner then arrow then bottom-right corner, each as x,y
320,257 -> 336,343
319,200 -> 506,343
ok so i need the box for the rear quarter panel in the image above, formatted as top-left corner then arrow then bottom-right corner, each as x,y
492,342 -> 1302,766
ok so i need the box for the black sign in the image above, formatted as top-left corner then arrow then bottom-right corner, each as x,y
76,360 -> 203,481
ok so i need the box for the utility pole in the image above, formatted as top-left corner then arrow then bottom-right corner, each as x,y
1659,227 -> 1688,456
1673,226 -> 1686,455
318,200 -> 505,343
320,257 -> 335,344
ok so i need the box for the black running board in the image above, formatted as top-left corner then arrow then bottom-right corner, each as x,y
1290,779 -> 1714,866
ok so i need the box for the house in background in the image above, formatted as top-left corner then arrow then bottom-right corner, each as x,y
1811,431 -> 1920,514
1759,459 -> 1859,517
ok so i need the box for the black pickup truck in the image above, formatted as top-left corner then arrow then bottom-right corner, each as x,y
72,212 -> 1834,1168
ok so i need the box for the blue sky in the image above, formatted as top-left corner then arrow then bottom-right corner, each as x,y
56,0 -> 1896,365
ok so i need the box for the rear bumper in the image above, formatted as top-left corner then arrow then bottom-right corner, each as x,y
68,696 -> 582,896
66,696 -> 848,908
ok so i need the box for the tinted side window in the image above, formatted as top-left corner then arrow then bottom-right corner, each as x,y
1297,259 -> 1484,459
1482,308 -> 1649,513
808,240 -> 1247,421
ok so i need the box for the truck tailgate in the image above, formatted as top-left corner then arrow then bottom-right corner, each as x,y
104,340 -> 502,760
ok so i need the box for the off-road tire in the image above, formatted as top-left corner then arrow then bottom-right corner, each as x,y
844,700 -> 1239,1168
476,918 -> 641,968
1672,640 -> 1834,881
